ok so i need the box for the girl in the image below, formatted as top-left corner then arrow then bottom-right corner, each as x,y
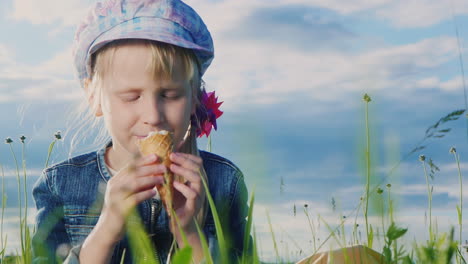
32,0 -> 249,263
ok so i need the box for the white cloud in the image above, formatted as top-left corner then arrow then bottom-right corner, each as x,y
282,0 -> 468,29
397,183 -> 468,199
440,161 -> 468,171
375,0 -> 468,28
204,36 -> 459,112
0,75 -> 82,102
2,1 -> 464,110
440,76 -> 466,91
32,46 -> 75,78
0,168 -> 43,178
0,44 -> 15,65
0,43 -> 82,103
9,0 -> 89,26
191,0 -> 468,33
19,79 -> 82,101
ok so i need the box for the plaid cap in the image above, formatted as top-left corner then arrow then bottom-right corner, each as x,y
73,0 -> 214,87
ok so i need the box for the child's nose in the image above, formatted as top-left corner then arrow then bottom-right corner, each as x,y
143,96 -> 164,125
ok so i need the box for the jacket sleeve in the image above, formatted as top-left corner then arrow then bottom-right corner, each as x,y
32,169 -> 76,264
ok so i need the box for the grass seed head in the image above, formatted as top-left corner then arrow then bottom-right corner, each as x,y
363,93 -> 371,102
54,131 -> 62,140
419,155 -> 426,162
5,137 -> 12,144
20,135 -> 26,143
449,147 -> 456,154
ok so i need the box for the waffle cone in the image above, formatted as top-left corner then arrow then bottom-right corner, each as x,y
138,131 -> 185,211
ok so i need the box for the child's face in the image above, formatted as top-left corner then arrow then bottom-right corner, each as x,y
98,43 -> 194,165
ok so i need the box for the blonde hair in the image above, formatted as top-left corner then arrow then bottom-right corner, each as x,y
67,39 -> 208,226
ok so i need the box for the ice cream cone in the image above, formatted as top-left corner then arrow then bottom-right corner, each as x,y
138,130 -> 184,212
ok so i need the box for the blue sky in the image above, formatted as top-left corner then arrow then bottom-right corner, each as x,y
1,0 -> 468,261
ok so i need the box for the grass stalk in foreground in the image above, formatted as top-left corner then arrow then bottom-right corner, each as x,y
20,136 -> 32,264
0,164 -> 6,262
318,214 -> 350,263
266,211 -> 280,263
419,155 -> 434,241
125,209 -> 159,264
303,204 -> 317,252
5,139 -> 24,257
241,189 -> 256,264
20,137 -> 28,226
44,131 -> 62,169
450,147 -> 463,264
199,170 -> 229,264
377,187 -> 385,245
363,93 -> 372,248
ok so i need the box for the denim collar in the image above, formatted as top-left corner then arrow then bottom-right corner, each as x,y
97,140 -> 113,182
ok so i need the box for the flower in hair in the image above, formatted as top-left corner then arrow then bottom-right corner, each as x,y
196,90 -> 223,138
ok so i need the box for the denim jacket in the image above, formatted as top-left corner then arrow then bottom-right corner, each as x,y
32,142 -> 249,264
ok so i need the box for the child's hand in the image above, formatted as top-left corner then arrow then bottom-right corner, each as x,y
169,152 -> 205,237
100,153 -> 165,243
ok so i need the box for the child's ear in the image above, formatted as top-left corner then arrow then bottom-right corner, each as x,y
83,78 -> 103,117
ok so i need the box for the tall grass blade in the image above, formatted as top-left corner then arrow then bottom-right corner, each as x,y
0,165 -> 5,259
304,207 -> 317,252
449,1 -> 468,143
199,171 -> 228,264
194,220 -> 213,264
120,248 -> 127,264
241,189 -> 255,264
171,246 -> 192,264
451,148 -> 463,248
266,211 -> 280,263
7,144 -> 24,258
44,140 -> 56,169
207,134 -> 212,152
363,93 -> 372,247
125,210 -> 159,264
252,225 -> 260,264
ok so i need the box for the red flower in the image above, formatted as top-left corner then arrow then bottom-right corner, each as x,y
196,90 -> 223,138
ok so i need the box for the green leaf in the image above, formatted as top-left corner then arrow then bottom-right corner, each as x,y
171,246 -> 193,264
383,246 -> 392,263
402,255 -> 414,264
200,172 -> 228,264
386,222 -> 408,241
120,248 -> 127,264
438,128 -> 451,133
125,210 -> 159,264
368,225 -> 374,248
409,146 -> 426,155
252,226 -> 260,264
241,189 -> 255,264
44,140 -> 56,168
456,205 -> 462,226
267,211 -> 280,262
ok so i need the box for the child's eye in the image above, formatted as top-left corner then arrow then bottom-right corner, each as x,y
161,91 -> 181,100
122,95 -> 140,102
